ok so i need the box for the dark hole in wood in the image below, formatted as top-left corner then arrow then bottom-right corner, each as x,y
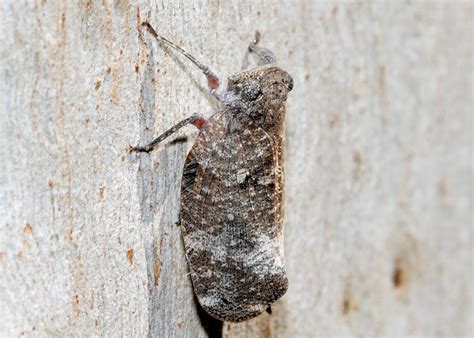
392,263 -> 406,288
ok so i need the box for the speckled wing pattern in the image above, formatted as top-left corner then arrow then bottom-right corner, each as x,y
180,106 -> 288,322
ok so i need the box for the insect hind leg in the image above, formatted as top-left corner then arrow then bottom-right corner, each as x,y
129,113 -> 207,153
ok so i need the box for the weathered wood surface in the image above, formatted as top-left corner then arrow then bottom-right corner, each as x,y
1,1 -> 472,337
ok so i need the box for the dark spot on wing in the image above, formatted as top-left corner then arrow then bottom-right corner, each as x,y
183,155 -> 199,188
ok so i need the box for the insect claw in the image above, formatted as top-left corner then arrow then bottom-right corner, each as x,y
249,31 -> 261,51
254,31 -> 261,45
129,144 -> 151,153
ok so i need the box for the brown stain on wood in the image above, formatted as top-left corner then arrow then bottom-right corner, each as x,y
390,231 -> 422,303
23,223 -> 33,234
341,295 -> 359,316
153,260 -> 161,286
99,186 -> 105,199
224,311 -> 273,337
91,291 -> 95,309
60,12 -> 66,32
379,65 -> 386,91
329,114 -> 339,128
352,150 -> 363,180
108,64 -> 123,105
437,179 -> 448,196
393,261 -> 407,289
72,294 -> 80,316
136,6 -> 141,27
352,150 -> 362,165
84,0 -> 93,11
341,282 -> 359,317
258,319 -> 272,338
127,248 -> 134,265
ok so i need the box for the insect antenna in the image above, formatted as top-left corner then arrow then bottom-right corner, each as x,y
141,22 -> 220,90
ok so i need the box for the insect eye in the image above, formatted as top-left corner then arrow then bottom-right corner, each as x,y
239,79 -> 262,101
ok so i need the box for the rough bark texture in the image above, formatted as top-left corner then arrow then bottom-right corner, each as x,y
1,1 -> 472,337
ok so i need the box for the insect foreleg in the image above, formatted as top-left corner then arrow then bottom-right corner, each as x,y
248,31 -> 277,65
130,113 -> 207,153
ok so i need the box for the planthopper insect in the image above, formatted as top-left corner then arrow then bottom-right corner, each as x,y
131,22 -> 293,322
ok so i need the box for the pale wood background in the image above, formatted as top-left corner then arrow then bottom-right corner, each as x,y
1,1 -> 472,337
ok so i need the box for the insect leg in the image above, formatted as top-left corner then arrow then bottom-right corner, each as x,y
130,113 -> 207,153
141,22 -> 220,91
248,31 -> 277,65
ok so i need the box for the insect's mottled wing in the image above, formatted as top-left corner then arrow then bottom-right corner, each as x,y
180,111 -> 288,322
